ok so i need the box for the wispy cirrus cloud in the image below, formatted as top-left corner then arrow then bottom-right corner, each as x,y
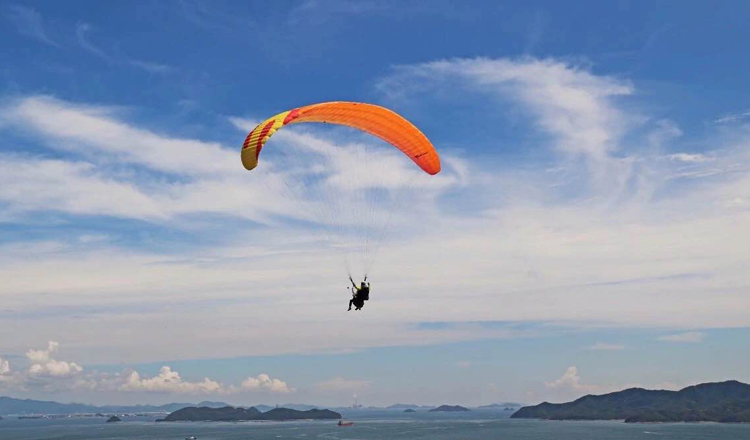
3,95 -> 235,175
4,4 -> 60,47
714,110 -> 750,124
375,57 -> 749,209
75,22 -> 110,62
370,57 -> 750,330
0,95 -> 462,229
75,22 -> 170,74
1,58 -> 750,369
127,59 -> 172,74
0,154 -> 167,221
378,57 -> 634,164
178,0 -> 254,31
669,153 -> 713,163
0,96 -> 294,224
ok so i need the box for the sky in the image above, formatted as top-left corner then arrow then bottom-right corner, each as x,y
1,0 -> 750,408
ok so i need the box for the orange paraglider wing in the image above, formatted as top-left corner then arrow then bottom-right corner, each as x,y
241,102 -> 440,175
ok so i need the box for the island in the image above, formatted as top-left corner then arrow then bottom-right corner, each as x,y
159,406 -> 341,422
512,380 -> 750,423
428,405 -> 470,412
261,408 -> 340,421
106,416 -> 121,423
403,409 -> 416,413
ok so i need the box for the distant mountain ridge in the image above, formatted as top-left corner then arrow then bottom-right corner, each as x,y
512,380 -> 750,423
477,402 -> 523,409
2,396 -> 526,417
429,405 -> 470,412
0,396 -> 228,415
0,396 -> 520,416
254,403 -> 320,412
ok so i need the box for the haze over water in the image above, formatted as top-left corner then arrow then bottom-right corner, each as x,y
2,411 -> 750,440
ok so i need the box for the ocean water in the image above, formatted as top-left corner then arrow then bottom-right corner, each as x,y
1,410 -> 749,440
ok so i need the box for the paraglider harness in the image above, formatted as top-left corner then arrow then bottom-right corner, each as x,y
348,276 -> 370,311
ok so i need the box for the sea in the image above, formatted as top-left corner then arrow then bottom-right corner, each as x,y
1,409 -> 749,440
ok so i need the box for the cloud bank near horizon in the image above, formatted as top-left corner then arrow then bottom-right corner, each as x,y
1,341 -> 293,397
0,343 -> 702,406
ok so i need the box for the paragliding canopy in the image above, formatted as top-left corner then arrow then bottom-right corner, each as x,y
239,101 -> 440,279
241,101 -> 441,175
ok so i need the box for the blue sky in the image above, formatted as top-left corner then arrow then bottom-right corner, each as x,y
1,0 -> 750,406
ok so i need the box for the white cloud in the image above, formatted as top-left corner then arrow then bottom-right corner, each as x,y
28,361 -> 83,378
77,234 -> 110,244
74,22 -> 171,74
315,377 -> 370,392
648,119 -> 683,149
457,361 -> 472,368
5,4 -> 60,47
240,374 -> 293,393
128,59 -> 172,74
0,342 -> 90,390
714,110 -> 750,124
1,340 -> 295,397
25,341 -> 58,363
3,96 -> 235,176
669,153 -> 713,163
26,341 -> 83,378
658,331 -> 706,343
0,357 -> 21,388
379,57 -> 633,165
113,368 -> 294,395
0,98 -> 293,224
0,96 -> 462,231
538,367 -> 698,403
542,366 -> 632,402
0,52 -> 747,406
545,366 -> 588,391
0,154 -> 167,220
586,343 -> 624,351
75,22 -> 111,62
120,366 -> 222,394
0,57 -> 749,368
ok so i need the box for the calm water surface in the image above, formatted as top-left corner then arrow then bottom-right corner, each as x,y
1,410 -> 749,440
